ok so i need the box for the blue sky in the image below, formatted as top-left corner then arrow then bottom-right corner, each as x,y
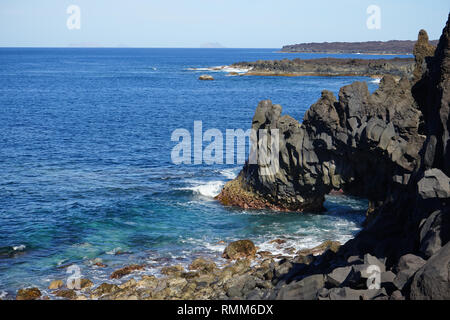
0,0 -> 448,48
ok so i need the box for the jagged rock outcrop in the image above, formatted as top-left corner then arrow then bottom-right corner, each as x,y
413,30 -> 437,82
218,73 -> 424,213
218,14 -> 450,300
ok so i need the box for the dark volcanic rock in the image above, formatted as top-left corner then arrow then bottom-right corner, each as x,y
413,30 -> 437,82
393,254 -> 426,291
276,274 -> 325,300
325,287 -> 388,300
218,74 -> 424,213
234,57 -> 414,78
409,242 -> 450,300
217,14 -> 450,300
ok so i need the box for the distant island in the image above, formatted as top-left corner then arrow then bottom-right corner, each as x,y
281,39 -> 438,54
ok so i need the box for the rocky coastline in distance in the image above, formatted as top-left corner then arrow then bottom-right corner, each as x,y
281,39 -> 439,55
230,31 -> 439,78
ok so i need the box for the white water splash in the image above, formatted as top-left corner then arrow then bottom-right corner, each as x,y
185,181 -> 224,198
220,167 -> 240,180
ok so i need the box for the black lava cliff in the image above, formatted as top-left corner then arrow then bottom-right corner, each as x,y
218,15 -> 450,299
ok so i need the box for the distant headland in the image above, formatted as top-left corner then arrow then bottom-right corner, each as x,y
281,39 -> 439,55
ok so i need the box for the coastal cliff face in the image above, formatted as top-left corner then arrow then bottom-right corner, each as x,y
218,15 -> 450,299
218,67 -> 424,213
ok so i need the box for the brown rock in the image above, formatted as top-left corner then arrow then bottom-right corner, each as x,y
161,265 -> 184,276
16,288 -> 41,300
48,280 -> 64,290
413,29 -> 436,81
79,278 -> 94,290
199,74 -> 214,81
55,289 -> 77,300
188,258 -> 216,272
94,262 -> 107,268
222,240 -> 257,260
91,283 -> 120,298
110,264 -> 145,279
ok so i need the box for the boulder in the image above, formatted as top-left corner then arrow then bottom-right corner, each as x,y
409,242 -> 450,300
48,280 -> 64,290
222,240 -> 257,260
90,283 -> 120,299
16,287 -> 41,300
161,265 -> 184,276
419,208 -> 450,258
417,169 -> 450,199
79,278 -> 94,291
55,289 -> 77,300
393,254 -> 426,291
327,287 -> 388,300
110,264 -> 145,279
276,274 -> 325,300
188,258 -> 216,272
326,266 -> 352,287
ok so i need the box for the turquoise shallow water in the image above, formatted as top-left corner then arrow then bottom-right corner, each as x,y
0,48 -> 408,297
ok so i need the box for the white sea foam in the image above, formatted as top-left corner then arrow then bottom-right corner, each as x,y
185,180 -> 224,198
13,245 -> 26,251
186,65 -> 252,74
370,78 -> 381,84
220,167 -> 240,180
106,247 -> 122,255
0,291 -> 8,299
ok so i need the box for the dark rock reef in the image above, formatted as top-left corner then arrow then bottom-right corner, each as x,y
233,57 -> 415,78
218,15 -> 450,300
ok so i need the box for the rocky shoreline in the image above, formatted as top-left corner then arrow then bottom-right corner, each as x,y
12,239 -> 358,300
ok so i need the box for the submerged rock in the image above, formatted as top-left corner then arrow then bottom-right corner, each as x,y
199,74 -> 214,81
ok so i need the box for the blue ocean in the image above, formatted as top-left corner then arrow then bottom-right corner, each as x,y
0,48 -> 407,297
